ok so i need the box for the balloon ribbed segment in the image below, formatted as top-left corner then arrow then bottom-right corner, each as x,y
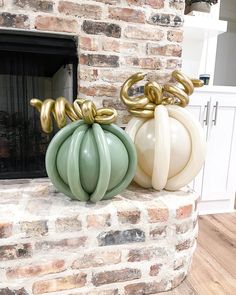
126,117 -> 152,188
45,120 -> 84,199
152,105 -> 170,190
67,124 -> 90,201
165,105 -> 206,190
102,124 -> 137,200
46,121 -> 137,202
90,124 -> 111,202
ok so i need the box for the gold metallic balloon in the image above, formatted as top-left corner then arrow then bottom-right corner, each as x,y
54,97 -> 78,126
30,97 -> 118,133
120,70 -> 204,118
120,72 -> 150,109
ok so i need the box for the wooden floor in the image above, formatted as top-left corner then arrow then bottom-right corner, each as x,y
160,213 -> 236,295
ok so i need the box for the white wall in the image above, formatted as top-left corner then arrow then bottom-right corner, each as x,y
52,65 -> 73,101
214,0 -> 236,86
182,36 -> 205,77
182,1 -> 223,81
219,0 -> 236,21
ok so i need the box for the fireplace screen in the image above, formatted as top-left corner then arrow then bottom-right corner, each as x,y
0,31 -> 78,179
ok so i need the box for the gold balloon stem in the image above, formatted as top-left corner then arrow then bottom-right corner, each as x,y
120,70 -> 204,118
30,97 -> 117,133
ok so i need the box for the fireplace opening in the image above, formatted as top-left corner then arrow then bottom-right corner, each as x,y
0,31 -> 78,179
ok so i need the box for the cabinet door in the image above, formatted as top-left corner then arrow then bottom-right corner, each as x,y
200,95 -> 236,214
187,94 -> 210,195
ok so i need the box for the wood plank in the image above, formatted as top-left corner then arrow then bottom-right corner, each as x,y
212,213 -> 236,234
197,215 -> 236,277
205,214 -> 236,240
155,213 -> 236,295
187,245 -> 236,295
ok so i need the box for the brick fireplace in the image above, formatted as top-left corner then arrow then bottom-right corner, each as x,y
0,0 -> 184,125
0,180 -> 198,294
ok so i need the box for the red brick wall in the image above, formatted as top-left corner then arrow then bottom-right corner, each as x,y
0,0 -> 185,124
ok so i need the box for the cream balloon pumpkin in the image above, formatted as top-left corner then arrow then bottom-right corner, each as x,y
121,71 -> 206,191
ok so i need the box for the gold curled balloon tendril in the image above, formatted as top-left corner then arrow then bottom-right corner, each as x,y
120,70 -> 204,118
30,97 -> 118,133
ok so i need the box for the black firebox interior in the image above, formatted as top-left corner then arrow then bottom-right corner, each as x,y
0,30 -> 78,179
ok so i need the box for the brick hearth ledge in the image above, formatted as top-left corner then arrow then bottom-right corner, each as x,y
0,179 -> 198,295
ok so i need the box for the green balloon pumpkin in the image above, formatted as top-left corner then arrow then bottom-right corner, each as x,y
31,97 -> 137,202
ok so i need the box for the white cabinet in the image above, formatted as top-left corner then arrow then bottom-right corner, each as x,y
187,94 -> 209,196
188,89 -> 236,214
